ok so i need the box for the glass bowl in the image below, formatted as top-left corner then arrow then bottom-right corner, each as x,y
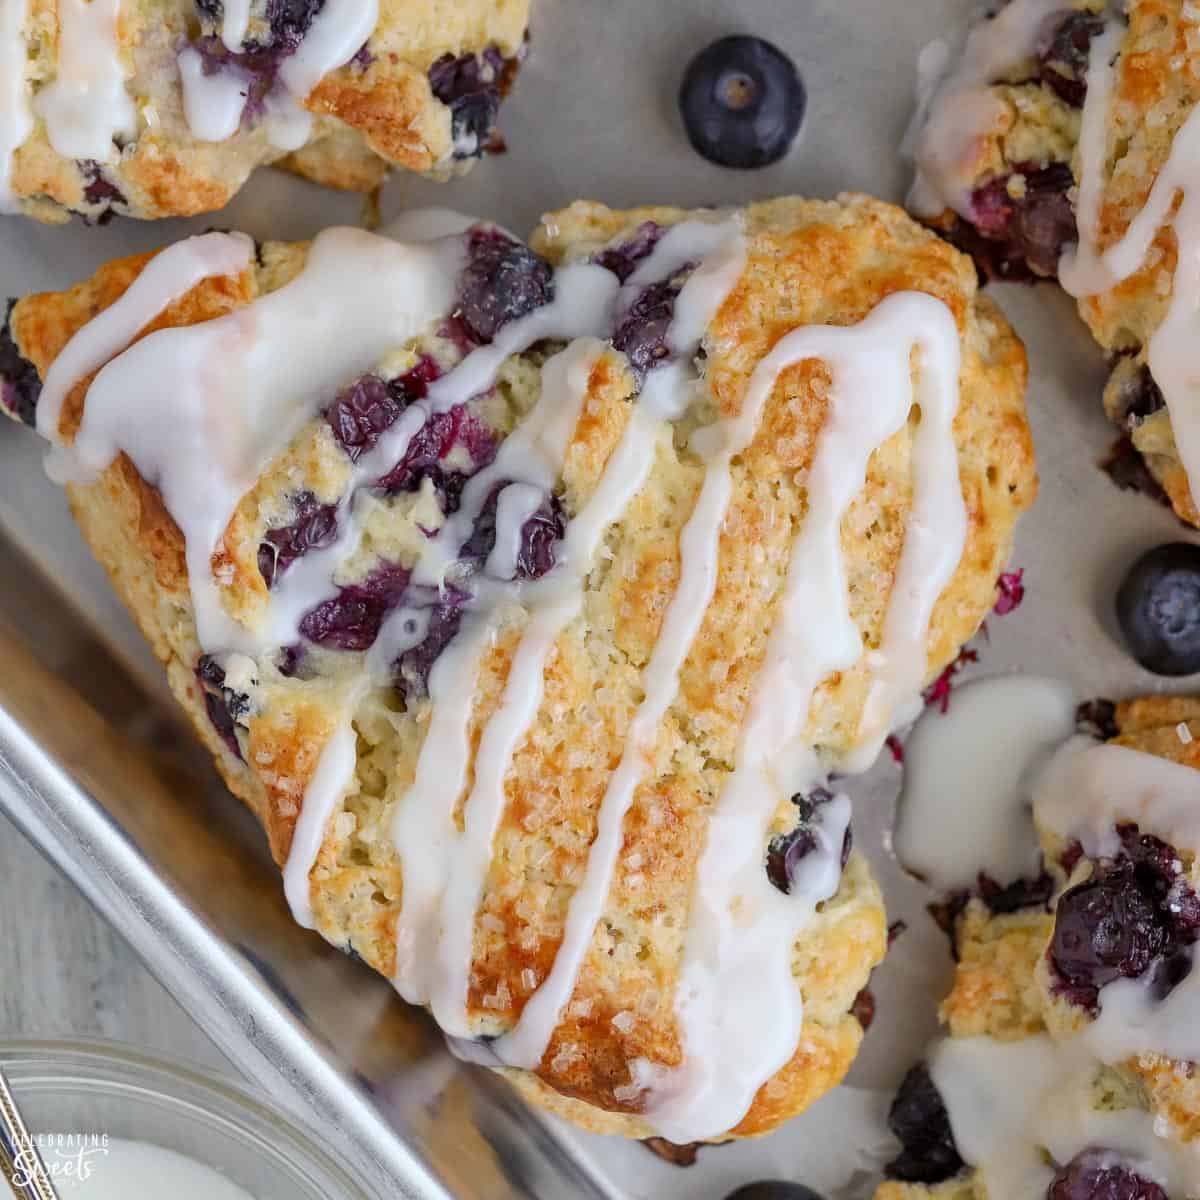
0,1040 -> 375,1198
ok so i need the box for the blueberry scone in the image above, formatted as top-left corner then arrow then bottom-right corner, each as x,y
911,0 -> 1200,527
878,696 -> 1200,1199
0,0 -> 529,223
0,194 -> 1035,1141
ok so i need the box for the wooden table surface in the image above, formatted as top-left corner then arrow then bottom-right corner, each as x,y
0,808 -> 225,1070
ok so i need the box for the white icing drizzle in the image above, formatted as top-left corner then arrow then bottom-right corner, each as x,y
1034,737 -> 1200,1066
0,0 -> 31,214
35,0 -> 136,162
179,0 -> 378,149
644,292 -> 966,1142
1060,18 -> 1200,507
178,47 -> 250,143
282,703 -> 359,929
60,227 -> 463,653
895,675 -> 1077,891
909,0 -> 1067,218
219,0 -> 250,51
929,1034 -> 1200,1197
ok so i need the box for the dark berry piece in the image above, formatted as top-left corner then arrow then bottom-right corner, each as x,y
885,1064 -> 964,1184
977,872 -> 1054,915
1037,11 -> 1107,107
299,562 -> 411,652
457,228 -> 554,344
1101,435 -> 1172,508
962,162 -> 1078,280
394,601 -> 465,702
195,655 -> 251,760
850,986 -> 876,1032
612,276 -> 687,378
326,360 -> 439,462
1115,543 -> 1200,676
765,789 -> 850,895
194,0 -> 222,21
1110,364 -> 1165,430
1047,1149 -> 1169,1200
724,1185 -> 825,1200
994,568 -> 1025,616
1051,868 -> 1166,1010
459,485 -> 566,581
1076,698 -> 1119,741
594,222 -> 665,283
0,300 -> 41,426
428,46 -> 516,158
377,403 -> 497,504
277,644 -> 304,677
79,159 -> 126,218
260,0 -> 324,54
678,36 -> 806,169
258,491 -> 339,588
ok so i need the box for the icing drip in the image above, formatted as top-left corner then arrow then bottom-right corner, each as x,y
1034,738 -> 1200,1065
282,704 -> 360,929
0,0 -> 31,213
1061,20 -> 1200,509
929,1034 -> 1200,1197
643,291 -> 966,1142
895,675 -> 1077,891
909,0 -> 1068,218
178,47 -> 249,143
35,0 -> 136,161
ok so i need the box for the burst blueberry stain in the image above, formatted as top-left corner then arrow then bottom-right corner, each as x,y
298,562 -> 411,651
456,228 -> 555,344
612,274 -> 689,377
1036,11 -> 1107,107
1046,1150 -> 1169,1200
1050,825 -> 1200,1012
594,222 -> 664,282
0,301 -> 41,426
258,491 -> 339,587
196,655 -> 251,760
884,1064 -> 965,1184
325,358 -> 440,461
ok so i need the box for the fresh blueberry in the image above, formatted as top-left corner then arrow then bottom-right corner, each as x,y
678,35 -> 806,169
1047,1149 -> 1169,1200
0,300 -> 41,426
724,1186 -> 825,1200
885,1064 -> 965,1184
594,222 -> 665,283
955,162 -> 1077,281
298,562 -> 411,652
457,228 -> 555,344
1115,543 -> 1200,676
258,491 -> 339,587
1036,11 -> 1107,107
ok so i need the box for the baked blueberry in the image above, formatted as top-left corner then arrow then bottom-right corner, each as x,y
1115,543 -> 1200,676
0,300 -> 41,426
258,491 -> 339,587
678,36 -> 805,169
611,276 -> 686,377
765,788 -> 850,894
457,228 -> 555,344
724,1185 -> 825,1200
1036,11 -> 1107,107
1047,1149 -> 1168,1200
885,1064 -> 965,1184
594,221 -> 664,282
298,562 -> 411,651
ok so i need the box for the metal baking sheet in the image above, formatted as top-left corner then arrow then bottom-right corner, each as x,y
0,1 -> 1196,1197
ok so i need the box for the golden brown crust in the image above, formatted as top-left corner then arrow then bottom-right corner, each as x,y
6,194 -> 1034,1139
9,0 -> 529,221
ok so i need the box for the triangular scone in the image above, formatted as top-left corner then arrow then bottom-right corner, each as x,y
0,194 -> 1034,1141
1,0 -> 529,223
878,696 -> 1200,1199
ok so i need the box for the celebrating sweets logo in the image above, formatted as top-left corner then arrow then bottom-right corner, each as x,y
10,1132 -> 110,1187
